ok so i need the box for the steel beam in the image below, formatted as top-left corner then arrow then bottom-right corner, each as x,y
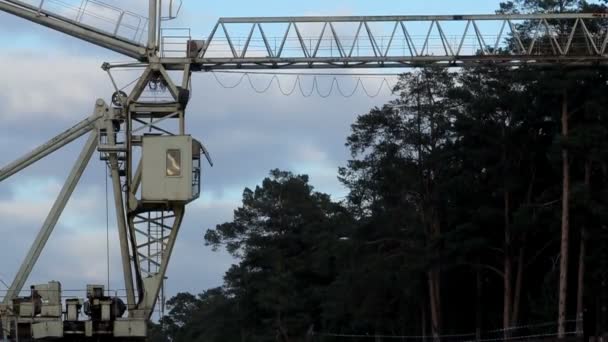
149,0 -> 158,51
0,0 -> 146,59
131,206 -> 185,319
103,101 -> 137,311
217,13 -> 606,23
182,57 -> 608,70
2,131 -> 98,304
0,113 -> 102,182
186,12 -> 608,70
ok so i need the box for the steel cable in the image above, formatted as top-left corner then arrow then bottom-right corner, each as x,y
210,72 -> 396,98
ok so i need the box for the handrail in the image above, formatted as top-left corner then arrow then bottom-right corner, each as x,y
184,13 -> 608,70
0,0 -> 147,59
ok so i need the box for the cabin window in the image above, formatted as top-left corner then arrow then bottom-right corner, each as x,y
166,149 -> 182,177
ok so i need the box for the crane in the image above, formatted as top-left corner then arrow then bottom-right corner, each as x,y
0,0 -> 606,340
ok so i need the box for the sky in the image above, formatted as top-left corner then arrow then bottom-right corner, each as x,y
0,0 -> 537,311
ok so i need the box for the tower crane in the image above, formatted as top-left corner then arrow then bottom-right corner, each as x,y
0,0 -> 606,340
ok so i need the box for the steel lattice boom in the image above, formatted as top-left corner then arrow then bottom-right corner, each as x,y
174,13 -> 608,70
0,0 -> 147,58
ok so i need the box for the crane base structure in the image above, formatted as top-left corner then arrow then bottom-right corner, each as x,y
2,0 -> 608,341
1,62 -> 200,341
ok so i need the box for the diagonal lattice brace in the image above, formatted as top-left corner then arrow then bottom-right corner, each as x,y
182,13 -> 608,70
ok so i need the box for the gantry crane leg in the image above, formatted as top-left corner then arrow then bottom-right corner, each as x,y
108,60 -> 194,320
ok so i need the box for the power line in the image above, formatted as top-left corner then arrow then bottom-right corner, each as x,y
485,319 -> 581,334
313,319 -> 583,341
314,332 -> 476,340
210,72 -> 396,98
120,75 -> 143,91
471,331 -> 579,342
212,70 -> 406,77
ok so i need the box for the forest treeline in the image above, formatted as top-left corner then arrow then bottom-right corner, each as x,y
151,1 -> 608,341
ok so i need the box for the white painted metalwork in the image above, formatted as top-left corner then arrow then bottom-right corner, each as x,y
0,0 -> 147,58
0,100 -> 109,306
161,0 -> 182,21
0,113 -> 103,182
189,13 -> 608,69
161,27 -> 191,57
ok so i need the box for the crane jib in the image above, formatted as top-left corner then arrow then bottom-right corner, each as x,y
1,1 -> 607,66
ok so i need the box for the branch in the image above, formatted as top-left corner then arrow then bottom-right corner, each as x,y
480,264 -> 505,278
531,199 -> 560,208
525,238 -> 557,269
364,238 -> 403,246
488,246 -> 505,255
463,262 -> 505,278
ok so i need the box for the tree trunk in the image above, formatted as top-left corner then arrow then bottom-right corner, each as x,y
558,89 -> 570,339
511,242 -> 525,327
428,270 -> 441,341
422,300 -> 427,341
504,190 -> 513,338
576,161 -> 591,336
576,227 -> 587,337
476,263 -> 483,342
512,164 -> 535,327
277,325 -> 290,342
428,217 -> 442,341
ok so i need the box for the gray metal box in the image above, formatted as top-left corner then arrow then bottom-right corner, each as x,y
86,284 -> 104,298
85,321 -> 93,337
114,319 -> 147,338
32,321 -> 63,339
66,302 -> 80,321
41,305 -> 62,318
101,301 -> 112,321
34,282 -> 61,305
142,135 -> 194,202
19,303 -> 34,317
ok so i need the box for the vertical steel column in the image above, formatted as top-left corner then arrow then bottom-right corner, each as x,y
148,0 -> 158,50
157,0 -> 162,50
105,103 -> 137,311
179,65 -> 191,135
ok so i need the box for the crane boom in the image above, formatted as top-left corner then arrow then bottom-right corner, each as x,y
164,13 -> 608,70
0,113 -> 102,183
2,2 -> 606,68
0,0 -> 147,59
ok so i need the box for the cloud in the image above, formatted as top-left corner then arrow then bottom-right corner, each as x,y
296,144 -> 329,164
0,175 -> 234,298
0,51 -> 111,121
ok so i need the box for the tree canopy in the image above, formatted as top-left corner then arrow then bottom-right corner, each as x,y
152,1 -> 608,341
